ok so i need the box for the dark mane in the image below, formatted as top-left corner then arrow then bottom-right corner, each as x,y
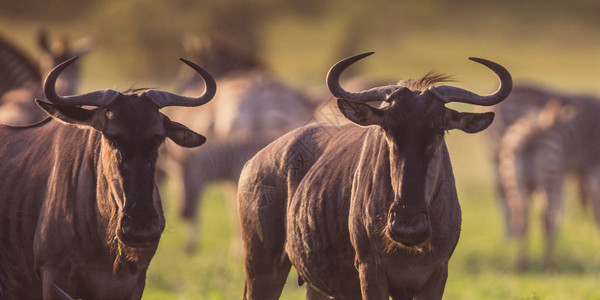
398,72 -> 454,91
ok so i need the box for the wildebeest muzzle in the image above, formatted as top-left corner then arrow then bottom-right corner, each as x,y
118,211 -> 161,248
387,202 -> 431,246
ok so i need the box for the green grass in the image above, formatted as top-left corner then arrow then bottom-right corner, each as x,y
143,182 -> 306,299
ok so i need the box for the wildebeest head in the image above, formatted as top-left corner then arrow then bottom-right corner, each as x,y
38,29 -> 96,95
36,57 -> 216,248
328,52 -> 511,246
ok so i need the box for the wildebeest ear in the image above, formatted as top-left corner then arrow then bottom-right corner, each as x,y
443,108 -> 494,133
337,99 -> 383,127
164,117 -> 206,148
35,99 -> 107,131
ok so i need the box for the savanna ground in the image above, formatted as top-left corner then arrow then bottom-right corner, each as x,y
1,1 -> 600,298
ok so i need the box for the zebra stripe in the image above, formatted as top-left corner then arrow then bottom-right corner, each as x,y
0,35 -> 40,97
496,89 -> 600,269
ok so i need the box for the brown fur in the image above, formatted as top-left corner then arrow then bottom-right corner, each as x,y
238,82 -> 502,299
0,91 -> 206,299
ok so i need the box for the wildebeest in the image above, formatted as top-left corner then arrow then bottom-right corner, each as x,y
238,52 -> 512,299
493,86 -> 600,270
0,29 -> 94,125
161,33 -> 317,252
0,57 -> 215,299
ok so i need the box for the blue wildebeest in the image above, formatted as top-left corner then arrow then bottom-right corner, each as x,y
161,33 -> 317,252
238,52 -> 512,299
0,57 -> 215,299
493,86 -> 600,270
0,29 -> 95,125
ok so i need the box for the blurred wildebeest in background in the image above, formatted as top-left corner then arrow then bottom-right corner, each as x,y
161,33 -> 319,253
0,29 -> 95,125
490,85 -> 600,270
238,52 -> 512,299
0,57 -> 215,299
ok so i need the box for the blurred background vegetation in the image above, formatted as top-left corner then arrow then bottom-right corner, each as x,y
1,0 -> 600,299
1,0 -> 600,91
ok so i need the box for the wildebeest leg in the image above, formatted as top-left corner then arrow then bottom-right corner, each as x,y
413,265 -> 448,300
125,276 -> 146,300
356,257 -> 389,300
242,244 -> 291,300
41,266 -> 73,300
239,188 -> 290,299
306,284 -> 330,300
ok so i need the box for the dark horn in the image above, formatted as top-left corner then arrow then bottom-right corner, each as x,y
145,58 -> 216,108
44,56 -> 119,106
327,52 -> 400,103
429,57 -> 512,106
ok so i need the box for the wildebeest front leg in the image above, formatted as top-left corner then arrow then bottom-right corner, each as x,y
413,265 -> 448,300
41,266 -> 74,300
356,257 -> 389,300
242,245 -> 291,300
124,277 -> 147,300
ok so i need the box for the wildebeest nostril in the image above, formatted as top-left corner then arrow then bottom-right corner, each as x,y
388,212 -> 430,245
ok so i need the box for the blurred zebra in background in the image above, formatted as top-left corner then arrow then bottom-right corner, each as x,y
0,33 -> 40,96
160,33 -> 319,253
0,29 -> 95,125
492,85 -> 600,270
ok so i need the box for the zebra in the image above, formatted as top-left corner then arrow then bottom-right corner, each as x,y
160,33 -> 318,253
162,134 -> 275,253
496,87 -> 600,270
0,33 -> 40,97
487,85 -> 598,207
0,29 -> 95,125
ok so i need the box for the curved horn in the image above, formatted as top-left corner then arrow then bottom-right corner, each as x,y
145,58 -> 216,108
44,56 -> 119,106
428,57 -> 512,106
327,52 -> 400,103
